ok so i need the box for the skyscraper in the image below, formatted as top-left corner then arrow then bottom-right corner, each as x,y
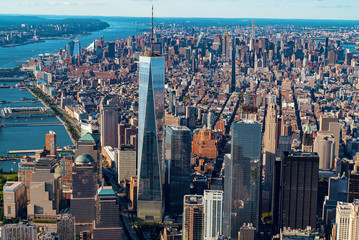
137,7 -> 165,222
45,130 -> 57,156
93,186 -> 122,240
231,37 -> 236,93
223,120 -> 261,238
335,200 -> 359,240
263,103 -> 278,205
100,103 -> 118,148
165,126 -> 192,214
71,154 -> 98,236
204,190 -> 223,240
278,152 -> 319,230
183,195 -> 204,240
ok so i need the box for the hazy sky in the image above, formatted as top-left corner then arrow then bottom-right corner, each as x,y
1,0 -> 359,20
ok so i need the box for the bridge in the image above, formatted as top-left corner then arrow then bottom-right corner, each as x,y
2,122 -> 63,127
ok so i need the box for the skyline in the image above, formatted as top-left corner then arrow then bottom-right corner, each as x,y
2,0 -> 359,21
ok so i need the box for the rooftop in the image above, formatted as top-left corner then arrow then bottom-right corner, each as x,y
98,186 -> 116,196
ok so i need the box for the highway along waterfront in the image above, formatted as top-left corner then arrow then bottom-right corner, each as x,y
0,81 -> 73,159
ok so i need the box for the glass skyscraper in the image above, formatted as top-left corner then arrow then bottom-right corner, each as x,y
223,120 -> 261,238
165,125 -> 192,214
137,53 -> 165,222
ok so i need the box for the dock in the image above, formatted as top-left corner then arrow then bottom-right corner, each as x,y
8,148 -> 71,154
2,122 -> 63,127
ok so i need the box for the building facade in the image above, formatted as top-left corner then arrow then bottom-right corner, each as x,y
165,125 -> 192,214
223,120 -> 261,238
204,190 -> 223,240
183,195 -> 204,240
137,53 -> 165,222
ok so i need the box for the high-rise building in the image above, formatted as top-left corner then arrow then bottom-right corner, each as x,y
204,190 -> 223,240
278,152 -> 319,230
18,156 -> 35,200
93,186 -> 122,239
223,120 -> 261,238
71,154 -> 98,237
57,213 -> 76,240
335,200 -> 359,240
27,158 -> 60,219
314,131 -> 335,169
117,145 -> 137,182
0,222 -> 36,239
302,122 -> 314,152
183,195 -> 204,240
137,12 -> 165,221
263,103 -> 278,210
222,28 -> 230,61
45,130 -> 57,156
238,223 -> 256,240
165,126 -> 192,214
349,170 -> 359,203
100,103 -> 118,148
3,181 -> 26,219
231,37 -> 236,93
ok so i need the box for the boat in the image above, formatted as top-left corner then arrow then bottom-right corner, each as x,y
354,46 -> 359,52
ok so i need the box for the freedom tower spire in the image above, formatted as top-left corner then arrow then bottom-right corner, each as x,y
137,6 -> 165,222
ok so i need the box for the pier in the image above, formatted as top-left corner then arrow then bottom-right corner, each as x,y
2,122 -> 63,127
8,148 -> 70,154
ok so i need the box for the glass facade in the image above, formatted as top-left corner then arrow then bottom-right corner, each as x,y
224,120 -> 261,238
137,56 -> 165,220
165,125 -> 192,214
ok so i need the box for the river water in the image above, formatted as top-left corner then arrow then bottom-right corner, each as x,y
0,17 -> 141,171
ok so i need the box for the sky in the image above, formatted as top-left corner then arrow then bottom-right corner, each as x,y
1,0 -> 359,20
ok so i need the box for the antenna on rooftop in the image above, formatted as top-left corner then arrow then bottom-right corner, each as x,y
151,5 -> 154,54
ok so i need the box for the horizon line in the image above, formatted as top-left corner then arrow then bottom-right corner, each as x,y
1,13 -> 359,22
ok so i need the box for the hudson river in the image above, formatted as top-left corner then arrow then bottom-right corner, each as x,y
0,17 -> 141,171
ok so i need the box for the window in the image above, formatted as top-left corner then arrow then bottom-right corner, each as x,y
7,206 -> 11,215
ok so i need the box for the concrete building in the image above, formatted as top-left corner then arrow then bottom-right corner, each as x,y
314,131 -> 335,169
238,223 -> 256,240
117,145 -> 137,182
18,156 -> 35,200
100,103 -> 118,148
45,130 -> 57,156
93,186 -> 122,239
203,190 -> 223,240
0,222 -> 36,239
3,181 -> 26,219
27,158 -> 60,219
183,195 -> 204,240
71,154 -> 98,237
191,129 -> 219,159
57,213 -> 76,240
335,200 -> 359,240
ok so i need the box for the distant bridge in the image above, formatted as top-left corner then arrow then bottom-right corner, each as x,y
2,122 -> 63,127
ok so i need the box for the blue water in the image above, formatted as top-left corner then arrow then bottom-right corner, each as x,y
0,17 -> 142,69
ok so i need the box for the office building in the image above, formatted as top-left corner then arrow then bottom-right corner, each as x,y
18,156 -> 35,200
71,154 -> 98,237
165,126 -> 192,214
118,145 -> 137,182
100,103 -> 118,148
204,190 -> 223,240
314,132 -> 335,169
349,169 -> 359,203
27,158 -> 60,219
335,200 -> 359,240
223,120 -> 261,238
279,227 -> 320,239
238,223 -> 256,240
3,181 -> 26,219
263,103 -> 278,210
183,195 -> 204,240
57,213 -> 76,240
278,152 -> 319,230
0,222 -> 36,240
231,37 -> 236,93
137,21 -> 165,222
45,130 -> 57,156
302,122 -> 314,152
93,186 -> 122,240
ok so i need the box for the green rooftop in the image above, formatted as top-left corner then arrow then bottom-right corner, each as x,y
97,186 -> 116,196
78,133 -> 97,142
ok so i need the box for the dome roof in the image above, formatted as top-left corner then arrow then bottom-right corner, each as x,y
75,154 -> 95,164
